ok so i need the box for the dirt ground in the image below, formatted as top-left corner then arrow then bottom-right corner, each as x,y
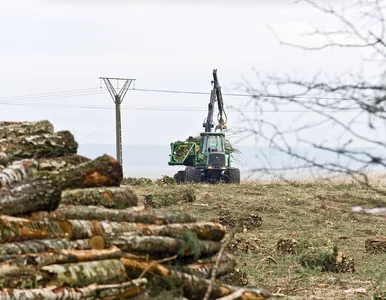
128,178 -> 386,300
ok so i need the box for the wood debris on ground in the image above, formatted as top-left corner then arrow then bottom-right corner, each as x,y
0,120 -> 270,300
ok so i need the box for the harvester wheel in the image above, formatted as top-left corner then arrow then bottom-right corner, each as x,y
224,167 -> 240,184
177,170 -> 185,183
185,167 -> 201,183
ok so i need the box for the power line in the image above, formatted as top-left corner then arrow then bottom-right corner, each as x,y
0,88 -> 104,104
0,102 -> 366,113
132,88 -> 357,100
0,86 -> 364,104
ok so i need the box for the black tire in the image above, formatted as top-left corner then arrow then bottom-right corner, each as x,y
173,173 -> 178,182
185,167 -> 201,183
224,167 -> 240,184
177,170 -> 185,183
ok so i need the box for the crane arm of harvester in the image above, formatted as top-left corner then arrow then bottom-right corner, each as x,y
203,69 -> 228,133
212,69 -> 227,131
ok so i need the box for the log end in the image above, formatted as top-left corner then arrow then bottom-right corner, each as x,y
90,235 -> 106,250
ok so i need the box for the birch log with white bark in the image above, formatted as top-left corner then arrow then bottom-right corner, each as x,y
0,131 -> 78,162
0,120 -> 54,139
0,279 -> 148,300
46,205 -> 196,224
60,186 -> 138,208
0,179 -> 61,216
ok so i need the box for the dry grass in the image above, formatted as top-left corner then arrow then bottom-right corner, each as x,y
128,179 -> 386,299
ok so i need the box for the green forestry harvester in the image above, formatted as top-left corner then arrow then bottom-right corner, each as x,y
168,69 -> 240,183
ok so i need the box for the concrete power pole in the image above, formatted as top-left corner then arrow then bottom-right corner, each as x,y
100,77 -> 136,167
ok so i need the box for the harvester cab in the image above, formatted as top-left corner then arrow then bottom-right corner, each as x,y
169,69 -> 240,184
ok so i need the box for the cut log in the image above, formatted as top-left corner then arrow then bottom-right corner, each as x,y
52,216 -> 222,241
0,215 -> 65,242
138,222 -> 225,241
0,131 -> 78,162
0,238 -> 91,262
92,233 -> 222,257
61,186 -> 138,208
0,159 -> 38,188
0,264 -> 38,289
365,236 -> 386,253
0,278 -> 148,300
27,205 -> 146,221
0,152 -> 8,167
46,205 -> 196,224
37,154 -> 90,172
40,259 -> 128,287
178,251 -> 236,279
0,120 -> 54,139
0,179 -> 61,216
56,219 -> 140,240
4,246 -> 122,267
120,256 -> 270,300
53,154 -> 123,189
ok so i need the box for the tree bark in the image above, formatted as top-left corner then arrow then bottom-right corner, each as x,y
179,251 -> 235,279
120,256 -> 270,300
0,159 -> 38,188
0,215 -> 65,243
0,152 -> 8,167
365,236 -> 386,253
0,179 -> 61,216
0,238 -> 91,262
37,154 -> 90,172
40,259 -> 128,287
137,222 -> 225,241
0,131 -> 78,162
61,186 -> 138,208
56,219 -> 139,240
3,246 -> 122,267
46,205 -> 196,224
92,233 -> 222,257
53,154 -> 123,189
0,278 -> 148,300
0,264 -> 38,289
0,120 -> 54,139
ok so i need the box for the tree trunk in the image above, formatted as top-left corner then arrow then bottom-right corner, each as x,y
47,205 -> 196,224
53,154 -> 123,189
0,238 -> 91,262
0,159 -> 38,188
179,251 -> 235,279
40,259 -> 128,287
56,219 -> 139,240
120,256 -> 270,300
0,215 -> 65,242
0,131 -> 78,162
137,222 -> 225,241
4,246 -> 122,267
0,179 -> 61,216
92,233 -> 222,257
0,152 -> 8,167
37,154 -> 90,172
0,264 -> 38,289
60,186 -> 138,208
27,205 -> 145,221
365,236 -> 386,253
0,278 -> 148,300
0,120 -> 54,139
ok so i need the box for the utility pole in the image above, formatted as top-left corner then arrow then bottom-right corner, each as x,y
100,77 -> 136,167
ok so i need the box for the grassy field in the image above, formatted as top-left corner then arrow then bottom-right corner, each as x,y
127,178 -> 386,299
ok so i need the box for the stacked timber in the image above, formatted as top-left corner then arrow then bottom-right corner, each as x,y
0,120 -> 270,300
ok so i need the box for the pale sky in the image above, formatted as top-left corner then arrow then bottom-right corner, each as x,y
0,0 -> 370,147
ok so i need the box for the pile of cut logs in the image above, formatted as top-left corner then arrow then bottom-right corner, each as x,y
0,121 -> 270,300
